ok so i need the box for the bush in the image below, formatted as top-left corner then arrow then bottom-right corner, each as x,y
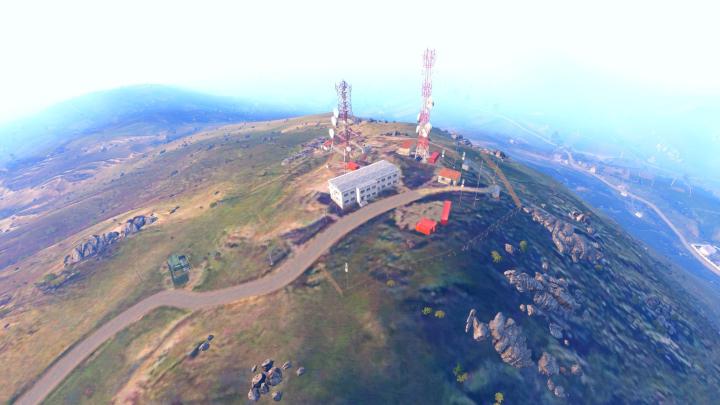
519,240 -> 528,252
434,310 -> 446,319
422,306 -> 433,316
491,250 -> 503,263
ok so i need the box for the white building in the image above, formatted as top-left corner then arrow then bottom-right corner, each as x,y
328,160 -> 401,209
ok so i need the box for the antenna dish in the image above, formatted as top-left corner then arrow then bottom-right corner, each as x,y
331,116 -> 337,127
346,146 -> 352,152
333,108 -> 339,118
329,128 -> 335,138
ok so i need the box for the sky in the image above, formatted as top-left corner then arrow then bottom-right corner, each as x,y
0,0 -> 719,182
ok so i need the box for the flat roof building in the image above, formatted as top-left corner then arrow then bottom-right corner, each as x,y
328,160 -> 401,209
437,167 -> 461,185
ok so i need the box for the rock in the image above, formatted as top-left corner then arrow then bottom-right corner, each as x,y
547,378 -> 555,391
123,215 -> 157,237
259,382 -> 270,395
296,367 -> 305,376
248,387 -> 260,402
519,304 -> 526,312
541,259 -> 550,271
272,391 -> 283,401
261,358 -> 274,372
549,323 -> 563,339
504,270 -> 544,293
266,367 -> 283,386
564,339 -> 570,346
527,206 -> 603,263
251,373 -> 266,388
538,352 -> 559,376
251,365 -> 257,373
488,312 -> 533,368
504,243 -> 515,255
64,232 -> 121,266
554,385 -> 566,398
526,305 -> 536,316
465,309 -> 490,341
282,361 -> 292,370
571,363 -> 583,375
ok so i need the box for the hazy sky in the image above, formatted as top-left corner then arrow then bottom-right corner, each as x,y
1,0 -> 719,123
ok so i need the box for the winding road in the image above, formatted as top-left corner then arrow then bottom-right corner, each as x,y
15,186 -> 490,405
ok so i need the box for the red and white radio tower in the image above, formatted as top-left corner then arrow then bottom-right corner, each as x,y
414,48 -> 436,161
335,80 -> 355,148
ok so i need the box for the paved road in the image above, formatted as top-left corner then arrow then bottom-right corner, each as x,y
15,186 -> 489,405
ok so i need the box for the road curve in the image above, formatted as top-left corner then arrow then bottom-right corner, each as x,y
564,151 -> 720,278
16,186 -> 489,405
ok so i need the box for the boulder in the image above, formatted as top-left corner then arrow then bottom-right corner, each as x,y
261,358 -> 274,372
538,352 -> 559,376
465,309 -> 490,341
282,361 -> 292,370
272,391 -> 283,401
554,385 -> 566,398
296,367 -> 306,376
571,363 -> 583,376
549,323 -> 563,339
251,373 -> 266,388
488,312 -> 533,368
504,270 -> 543,293
248,387 -> 260,402
123,215 -> 157,237
526,305 -> 536,316
266,367 -> 283,386
259,382 -> 270,395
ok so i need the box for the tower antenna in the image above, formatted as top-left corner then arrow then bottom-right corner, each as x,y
335,80 -> 356,151
414,48 -> 436,161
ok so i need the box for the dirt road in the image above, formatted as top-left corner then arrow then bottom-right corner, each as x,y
15,186 -> 489,405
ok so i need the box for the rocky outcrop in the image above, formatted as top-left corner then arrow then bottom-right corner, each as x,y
549,323 -> 563,339
63,215 -> 157,266
504,270 -> 579,315
465,309 -> 490,341
465,311 -> 533,368
538,352 -> 559,376
526,206 -> 602,263
489,312 -> 534,368
247,359 -> 291,402
123,215 -> 157,237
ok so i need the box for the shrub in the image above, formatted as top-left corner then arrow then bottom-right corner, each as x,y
434,310 -> 446,319
491,250 -> 503,263
422,306 -> 433,316
519,240 -> 528,252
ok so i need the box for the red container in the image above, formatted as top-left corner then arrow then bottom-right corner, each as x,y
346,161 -> 360,171
428,151 -> 440,164
415,217 -> 438,235
441,200 -> 452,225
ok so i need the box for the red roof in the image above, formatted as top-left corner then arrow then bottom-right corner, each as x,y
322,140 -> 332,147
441,200 -> 452,225
428,151 -> 440,164
438,168 -> 461,181
400,139 -> 414,148
415,217 -> 437,235
346,161 -> 360,170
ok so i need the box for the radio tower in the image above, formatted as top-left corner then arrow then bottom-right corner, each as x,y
414,48 -> 436,161
335,80 -> 355,149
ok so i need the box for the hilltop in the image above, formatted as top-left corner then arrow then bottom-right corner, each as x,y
0,113 -> 719,404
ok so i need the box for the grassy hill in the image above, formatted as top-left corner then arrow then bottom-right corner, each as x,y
2,115 -> 719,404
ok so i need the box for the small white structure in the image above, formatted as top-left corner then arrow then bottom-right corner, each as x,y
328,160 -> 400,209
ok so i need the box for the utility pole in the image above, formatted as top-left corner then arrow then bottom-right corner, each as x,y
344,262 -> 349,289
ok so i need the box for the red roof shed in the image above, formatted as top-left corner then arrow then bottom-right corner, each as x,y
346,161 -> 360,171
441,200 -> 452,225
415,217 -> 438,235
428,151 -> 440,164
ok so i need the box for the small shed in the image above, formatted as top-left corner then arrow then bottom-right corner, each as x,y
437,168 -> 461,185
415,217 -> 438,235
440,200 -> 452,225
397,140 -> 414,156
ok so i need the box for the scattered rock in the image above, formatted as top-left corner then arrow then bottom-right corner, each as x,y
504,243 -> 515,255
123,215 -> 157,237
538,352 -> 559,376
248,388 -> 260,402
547,378 -> 556,392
504,271 -> 579,316
296,367 -> 306,376
272,391 -> 283,401
489,312 -> 533,368
571,363 -> 583,375
251,373 -> 266,388
259,382 -> 270,395
261,359 -> 274,372
549,323 -> 563,339
504,270 -> 543,293
266,367 -> 283,386
282,361 -> 292,370
554,385 -> 566,398
63,215 -> 156,266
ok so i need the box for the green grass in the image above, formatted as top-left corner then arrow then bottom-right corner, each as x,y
44,307 -> 188,405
